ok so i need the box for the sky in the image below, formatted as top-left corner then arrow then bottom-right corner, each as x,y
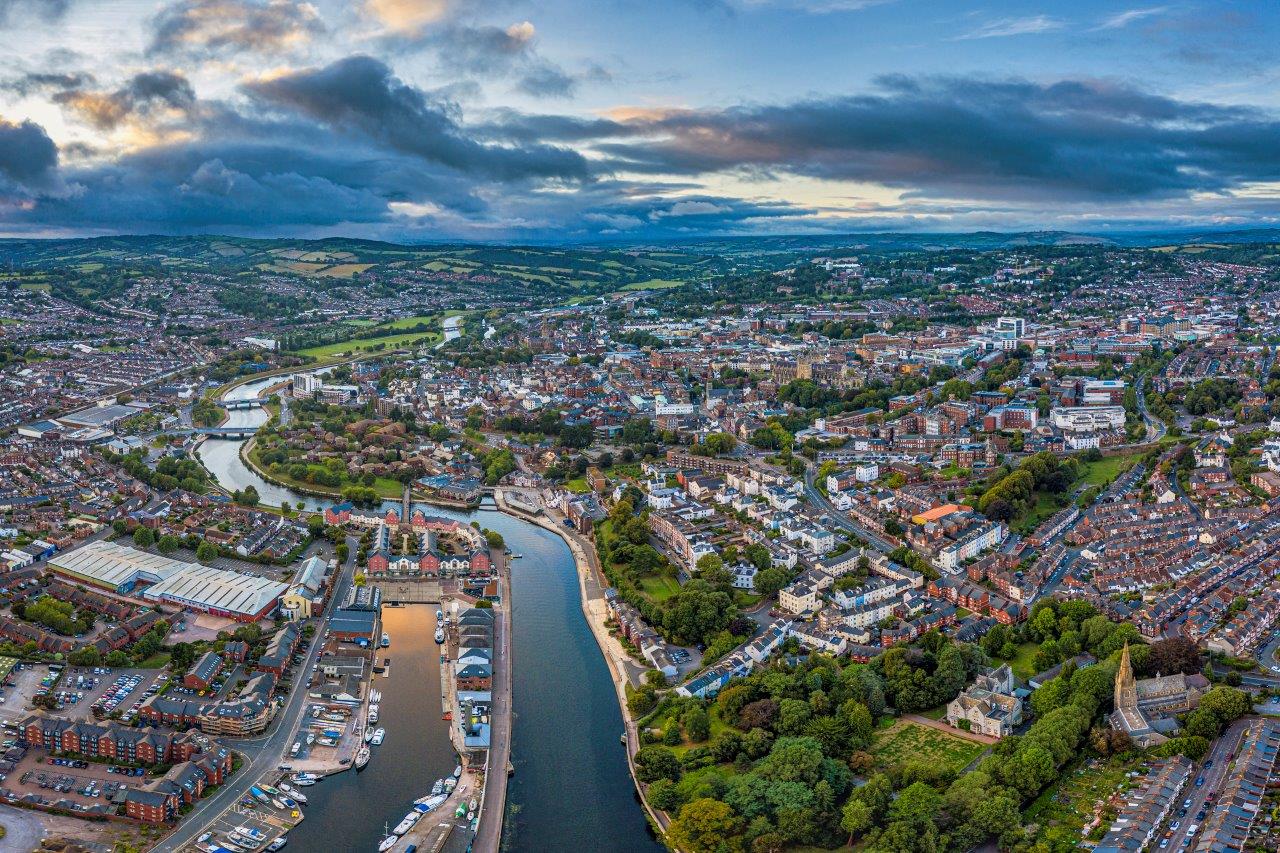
1,0 -> 1279,241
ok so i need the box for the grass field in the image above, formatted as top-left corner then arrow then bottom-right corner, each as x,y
640,575 -> 682,602
563,478 -> 591,494
871,721 -> 985,776
1078,454 -> 1137,487
292,330 -> 439,358
618,278 -> 686,291
1008,641 -> 1041,680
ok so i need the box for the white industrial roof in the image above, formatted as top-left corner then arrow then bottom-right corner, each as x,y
146,564 -> 287,618
49,540 -> 287,618
49,540 -> 191,588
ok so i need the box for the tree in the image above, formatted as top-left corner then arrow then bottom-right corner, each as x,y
195,540 -> 219,562
684,706 -> 711,743
133,527 -> 155,549
635,746 -> 681,783
754,568 -> 789,598
668,799 -> 745,853
156,535 -> 181,555
841,798 -> 872,845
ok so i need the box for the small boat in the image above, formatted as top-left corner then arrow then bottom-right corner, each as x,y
443,777 -> 457,794
393,812 -> 419,834
354,745 -> 370,770
317,737 -> 338,747
250,786 -> 270,804
436,609 -> 443,621
279,785 -> 306,804
237,826 -> 268,842
378,836 -> 398,852
371,727 -> 385,745
431,778 -> 444,795
368,703 -> 380,724
434,627 -> 445,644
267,838 -> 287,852
453,764 -> 462,779
261,786 -> 280,796
442,710 -> 452,721
305,732 -> 316,746
454,805 -> 466,818
468,810 -> 475,821
415,794 -> 447,812
290,742 -> 301,757
469,799 -> 477,812
271,797 -> 289,810
380,632 -> 390,648
220,839 -> 247,852
370,689 -> 382,702
323,712 -> 346,723
364,728 -> 375,743
280,797 -> 298,809
291,777 -> 315,787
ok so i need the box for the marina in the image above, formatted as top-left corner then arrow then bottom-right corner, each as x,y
193,372 -> 658,852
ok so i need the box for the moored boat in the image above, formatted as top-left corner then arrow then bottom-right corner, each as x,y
364,728 -> 375,744
434,626 -> 444,644
354,745 -> 370,770
443,777 -> 457,794
371,727 -> 385,745
431,778 -> 443,795
377,835 -> 398,852
380,632 -> 390,648
453,764 -> 462,778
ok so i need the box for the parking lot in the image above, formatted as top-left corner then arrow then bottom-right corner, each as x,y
4,749 -> 142,815
0,664 -> 168,724
189,775 -> 301,853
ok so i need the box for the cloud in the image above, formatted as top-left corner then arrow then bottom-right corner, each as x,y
517,61 -> 578,98
955,14 -> 1063,40
241,55 -> 590,180
3,71 -> 96,97
149,0 -> 325,57
52,71 -> 196,130
593,75 -> 1280,204
363,0 -> 449,36
0,0 -> 74,25
1093,6 -> 1170,31
0,116 -> 64,199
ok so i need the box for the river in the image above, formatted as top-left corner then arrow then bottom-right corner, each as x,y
196,376 -> 661,853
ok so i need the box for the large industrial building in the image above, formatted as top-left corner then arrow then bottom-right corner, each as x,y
48,541 -> 287,622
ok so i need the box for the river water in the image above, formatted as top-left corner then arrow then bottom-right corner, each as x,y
196,376 -> 661,853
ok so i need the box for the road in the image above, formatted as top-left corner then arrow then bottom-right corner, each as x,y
154,545 -> 355,853
1162,718 -> 1249,851
801,469 -> 896,553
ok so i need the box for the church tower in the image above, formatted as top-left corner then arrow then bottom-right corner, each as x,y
1115,641 -> 1138,713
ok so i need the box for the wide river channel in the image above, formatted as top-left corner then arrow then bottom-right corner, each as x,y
196,376 -> 662,852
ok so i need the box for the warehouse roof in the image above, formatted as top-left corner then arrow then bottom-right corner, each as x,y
146,564 -> 286,618
49,540 -> 191,589
49,541 -> 286,618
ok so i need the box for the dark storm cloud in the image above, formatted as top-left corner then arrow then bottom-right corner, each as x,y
242,55 -> 592,181
516,61 -> 577,98
473,110 -> 632,144
0,117 -> 61,196
597,76 -> 1280,201
52,70 -> 196,130
148,0 -> 325,57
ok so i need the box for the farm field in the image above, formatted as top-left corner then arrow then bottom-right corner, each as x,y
618,278 -> 686,291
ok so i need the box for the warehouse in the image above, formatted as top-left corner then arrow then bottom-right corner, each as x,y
48,541 -> 286,622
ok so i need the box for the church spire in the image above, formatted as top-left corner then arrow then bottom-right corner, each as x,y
1115,641 -> 1138,713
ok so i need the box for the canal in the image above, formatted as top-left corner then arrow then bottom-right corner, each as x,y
197,377 -> 661,852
